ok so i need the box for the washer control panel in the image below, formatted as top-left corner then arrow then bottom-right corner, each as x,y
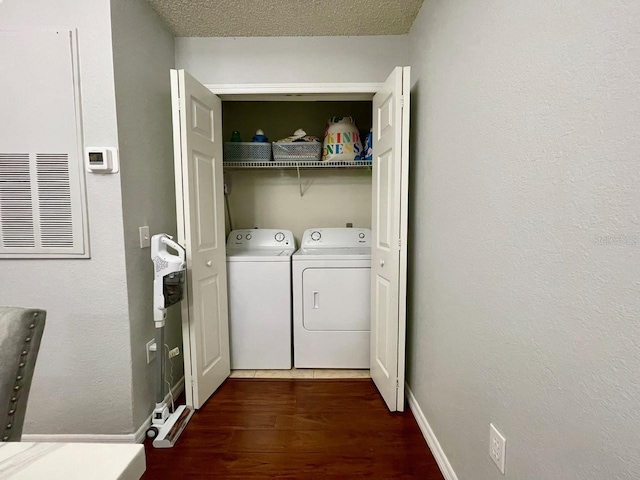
227,229 -> 295,248
301,228 -> 371,248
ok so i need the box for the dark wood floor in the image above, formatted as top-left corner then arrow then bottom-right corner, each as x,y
143,379 -> 443,479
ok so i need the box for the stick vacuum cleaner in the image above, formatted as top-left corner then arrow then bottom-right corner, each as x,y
147,233 -> 194,448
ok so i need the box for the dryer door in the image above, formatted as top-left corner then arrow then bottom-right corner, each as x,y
303,267 -> 371,332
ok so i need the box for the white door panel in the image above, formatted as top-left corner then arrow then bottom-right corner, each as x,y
371,66 -> 410,412
172,69 -> 230,409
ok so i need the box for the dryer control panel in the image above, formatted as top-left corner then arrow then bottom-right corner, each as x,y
227,229 -> 295,248
301,228 -> 371,248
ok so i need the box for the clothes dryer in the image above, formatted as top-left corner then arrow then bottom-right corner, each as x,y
292,228 -> 371,368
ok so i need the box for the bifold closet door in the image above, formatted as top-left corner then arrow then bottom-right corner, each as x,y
171,69 -> 230,409
370,66 -> 410,412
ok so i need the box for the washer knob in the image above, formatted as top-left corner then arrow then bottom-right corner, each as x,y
310,231 -> 321,241
359,232 -> 365,239
236,234 -> 242,240
275,232 -> 285,242
246,233 -> 252,240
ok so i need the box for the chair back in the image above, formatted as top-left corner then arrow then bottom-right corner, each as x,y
0,307 -> 46,442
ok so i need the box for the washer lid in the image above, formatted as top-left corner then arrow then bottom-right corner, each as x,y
293,247 -> 371,261
227,248 -> 294,262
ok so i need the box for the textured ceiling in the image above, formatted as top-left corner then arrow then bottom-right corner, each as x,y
146,0 -> 424,37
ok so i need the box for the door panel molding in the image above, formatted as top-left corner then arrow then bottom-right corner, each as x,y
370,66 -> 410,412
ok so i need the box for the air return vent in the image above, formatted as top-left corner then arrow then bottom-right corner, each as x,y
0,153 -> 83,255
0,29 -> 88,258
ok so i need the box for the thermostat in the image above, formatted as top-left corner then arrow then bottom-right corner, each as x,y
85,147 -> 119,173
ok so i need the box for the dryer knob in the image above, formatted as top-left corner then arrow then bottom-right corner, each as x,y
275,232 -> 285,242
246,233 -> 252,240
310,231 -> 321,241
236,234 -> 242,240
359,232 -> 365,239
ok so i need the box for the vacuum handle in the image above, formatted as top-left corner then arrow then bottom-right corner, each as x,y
161,236 -> 185,262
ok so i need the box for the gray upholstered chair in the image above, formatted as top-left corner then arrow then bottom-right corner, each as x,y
0,307 -> 46,442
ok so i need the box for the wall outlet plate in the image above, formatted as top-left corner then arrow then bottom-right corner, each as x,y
139,226 -> 150,248
490,423 -> 506,474
146,339 -> 157,364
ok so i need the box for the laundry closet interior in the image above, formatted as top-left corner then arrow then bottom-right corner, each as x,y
172,68 -> 409,414
222,99 -> 373,238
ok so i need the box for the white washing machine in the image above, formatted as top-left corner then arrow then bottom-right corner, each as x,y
293,228 -> 371,368
226,229 -> 295,369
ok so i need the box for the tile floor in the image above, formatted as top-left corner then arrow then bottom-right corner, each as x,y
229,368 -> 370,379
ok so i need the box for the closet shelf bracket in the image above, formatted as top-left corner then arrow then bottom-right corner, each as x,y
296,163 -> 303,197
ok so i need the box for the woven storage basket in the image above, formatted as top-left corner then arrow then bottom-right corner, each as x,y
224,142 -> 272,162
272,142 -> 322,162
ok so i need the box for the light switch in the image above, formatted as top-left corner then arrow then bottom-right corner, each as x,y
139,226 -> 150,248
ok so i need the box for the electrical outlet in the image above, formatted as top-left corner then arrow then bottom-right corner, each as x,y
168,347 -> 180,359
146,339 -> 157,364
490,423 -> 506,474
139,226 -> 150,248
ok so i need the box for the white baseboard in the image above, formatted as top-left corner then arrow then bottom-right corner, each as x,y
23,378 -> 185,445
134,376 -> 186,443
406,383 -> 459,480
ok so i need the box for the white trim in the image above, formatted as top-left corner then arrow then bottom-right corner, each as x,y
205,82 -> 382,101
406,383 -> 459,480
205,82 -> 383,95
171,69 -> 194,410
22,378 -> 185,445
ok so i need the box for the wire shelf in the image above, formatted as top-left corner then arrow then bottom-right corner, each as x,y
223,160 -> 372,169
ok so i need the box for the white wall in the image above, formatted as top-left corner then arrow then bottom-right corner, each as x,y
175,35 -> 408,84
226,169 -> 372,243
0,0 -> 134,435
407,1 -> 640,479
110,0 -> 182,431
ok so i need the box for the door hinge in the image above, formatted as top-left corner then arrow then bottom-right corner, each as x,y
398,238 -> 402,248
400,95 -> 404,109
396,379 -> 400,390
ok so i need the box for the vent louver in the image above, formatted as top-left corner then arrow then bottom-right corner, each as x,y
36,153 -> 73,248
0,153 -> 35,248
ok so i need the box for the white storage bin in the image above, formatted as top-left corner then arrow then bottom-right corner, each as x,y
224,142 -> 272,162
272,142 -> 322,162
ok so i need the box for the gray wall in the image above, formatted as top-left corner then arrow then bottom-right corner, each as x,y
110,0 -> 182,431
176,35 -> 408,84
407,1 -> 640,479
0,0 -> 134,435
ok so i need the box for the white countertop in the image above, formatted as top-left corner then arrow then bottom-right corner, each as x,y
0,442 -> 146,480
